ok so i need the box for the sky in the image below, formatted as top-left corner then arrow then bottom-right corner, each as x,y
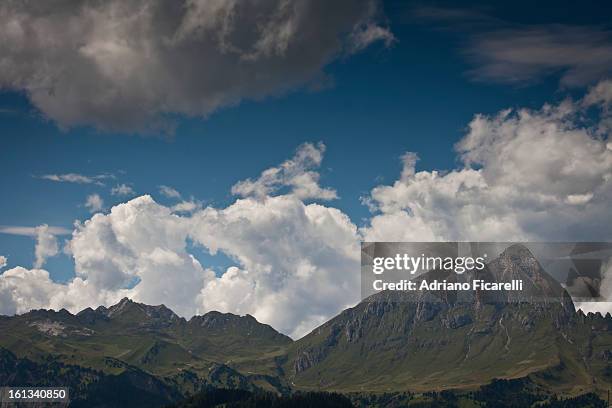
0,0 -> 611,338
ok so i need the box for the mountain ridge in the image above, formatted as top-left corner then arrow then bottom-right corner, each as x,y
0,244 -> 610,404
10,297 -> 287,336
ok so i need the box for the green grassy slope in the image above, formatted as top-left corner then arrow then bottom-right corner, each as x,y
0,298 -> 292,394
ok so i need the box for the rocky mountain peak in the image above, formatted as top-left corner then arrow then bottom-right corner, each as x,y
106,297 -> 133,317
192,311 -> 255,329
188,311 -> 291,343
487,244 -> 568,304
103,297 -> 180,327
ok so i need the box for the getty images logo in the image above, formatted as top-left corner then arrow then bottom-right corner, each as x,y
372,253 -> 488,275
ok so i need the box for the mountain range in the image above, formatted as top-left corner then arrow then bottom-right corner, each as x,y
0,245 -> 611,407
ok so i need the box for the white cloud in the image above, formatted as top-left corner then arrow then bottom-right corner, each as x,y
171,200 -> 202,213
159,185 -> 182,199
0,0 -> 392,133
0,266 -> 124,316
39,173 -> 112,186
191,195 -> 359,337
0,256 -> 6,270
85,194 -> 104,213
231,142 -> 337,201
67,195 -> 213,317
0,226 -> 71,236
34,225 -> 59,268
111,183 -> 135,196
362,87 -> 612,243
0,267 -> 66,315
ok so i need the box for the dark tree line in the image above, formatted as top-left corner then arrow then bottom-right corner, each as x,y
168,387 -> 354,408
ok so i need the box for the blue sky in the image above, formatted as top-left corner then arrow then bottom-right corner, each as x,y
1,0 -> 612,332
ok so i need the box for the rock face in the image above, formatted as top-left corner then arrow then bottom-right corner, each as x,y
188,311 -> 291,344
96,297 -> 182,330
286,245 -> 611,393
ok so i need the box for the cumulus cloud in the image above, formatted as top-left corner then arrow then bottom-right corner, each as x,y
159,185 -> 182,199
111,183 -> 135,196
0,267 -> 68,315
0,0 -> 392,133
34,225 -> 59,268
67,195 -> 212,317
362,83 -> 612,243
191,195 -> 359,337
171,200 -> 202,213
231,142 -> 337,201
85,194 -> 104,213
38,173 -> 112,186
0,266 -> 123,316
